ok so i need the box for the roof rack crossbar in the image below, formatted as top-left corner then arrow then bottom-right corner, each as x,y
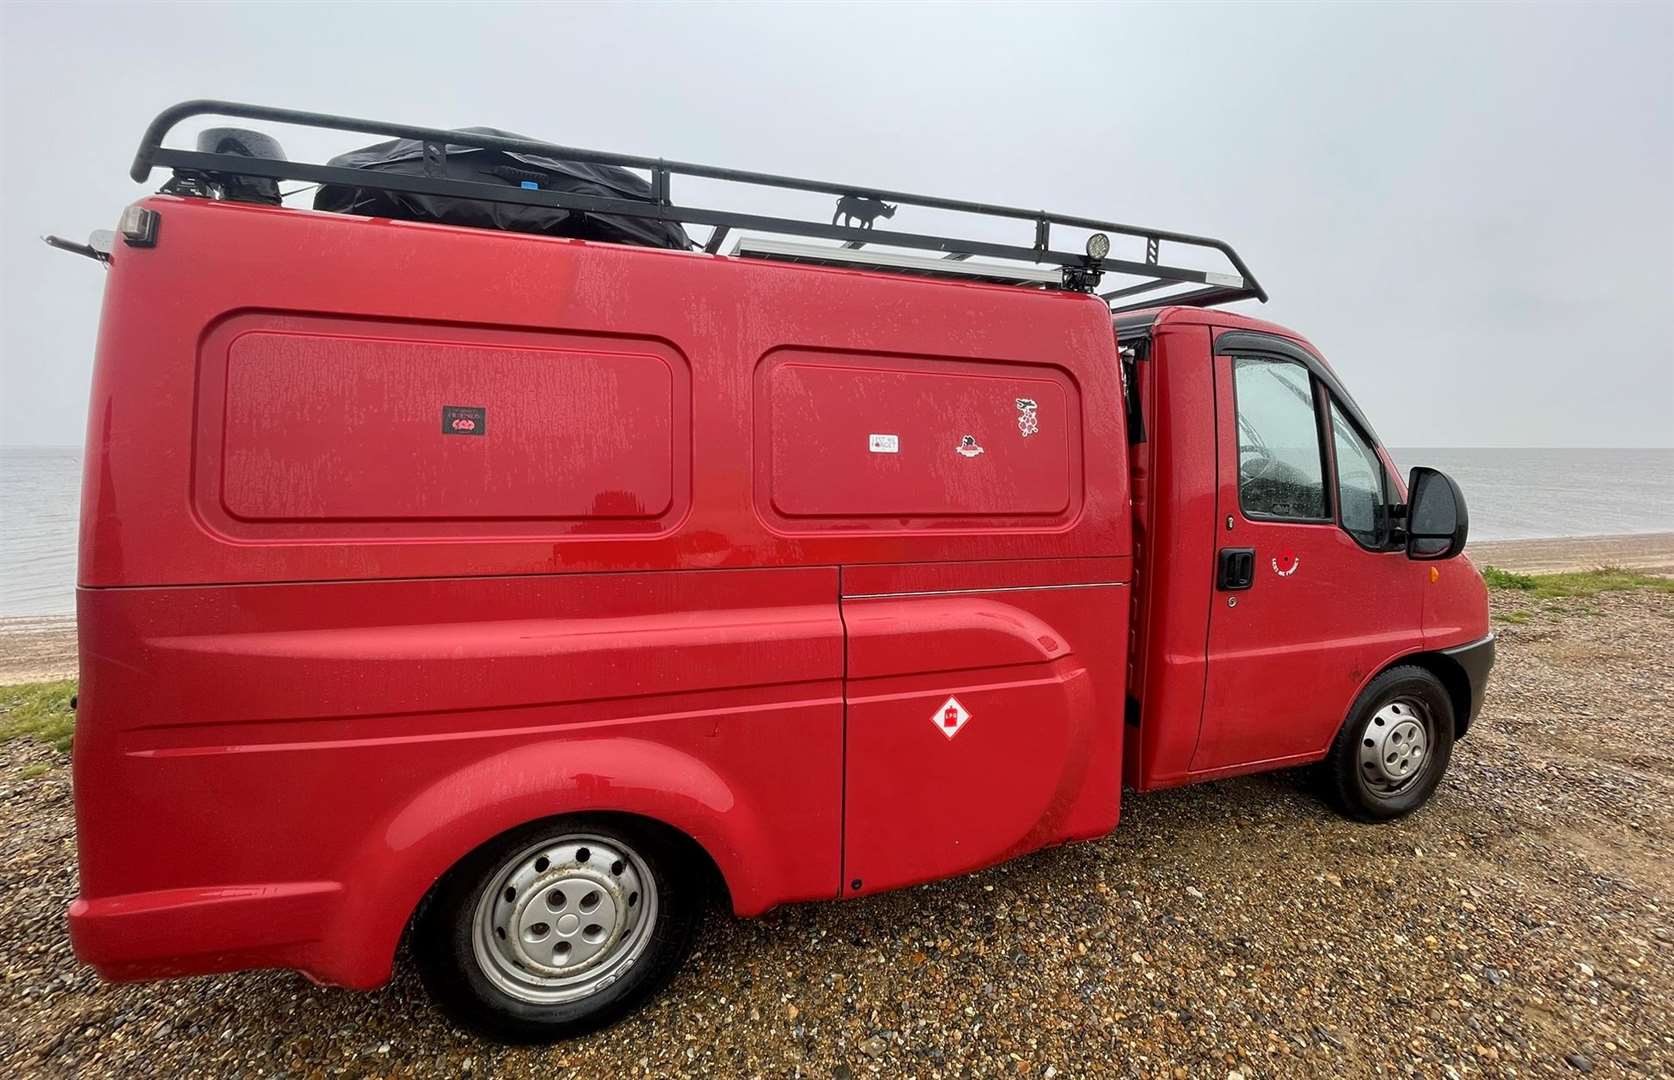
132,100 -> 1268,309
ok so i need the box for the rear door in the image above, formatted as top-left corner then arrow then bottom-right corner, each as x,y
1192,332 -> 1417,773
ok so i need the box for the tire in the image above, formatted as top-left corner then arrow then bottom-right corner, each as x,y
1322,665 -> 1455,822
413,815 -> 701,1042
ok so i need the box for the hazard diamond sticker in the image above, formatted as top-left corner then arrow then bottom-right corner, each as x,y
932,695 -> 972,739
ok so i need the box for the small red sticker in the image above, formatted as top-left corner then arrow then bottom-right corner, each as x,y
441,405 -> 486,436
1271,552 -> 1300,577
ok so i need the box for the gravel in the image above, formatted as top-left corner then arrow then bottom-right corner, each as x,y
2,587 -> 1671,1078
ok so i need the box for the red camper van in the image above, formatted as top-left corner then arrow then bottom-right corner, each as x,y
59,103 -> 1492,1041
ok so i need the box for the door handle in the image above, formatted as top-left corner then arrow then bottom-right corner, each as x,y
1217,547 -> 1255,591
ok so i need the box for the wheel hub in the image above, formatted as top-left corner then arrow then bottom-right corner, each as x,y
1358,699 -> 1431,794
503,862 -> 628,977
471,834 -> 657,1004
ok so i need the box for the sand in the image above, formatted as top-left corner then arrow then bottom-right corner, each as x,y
4,531 -> 1672,684
0,616 -> 76,684
1466,531 -> 1674,576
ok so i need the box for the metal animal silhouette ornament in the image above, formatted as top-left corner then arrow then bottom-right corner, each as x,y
833,195 -> 898,229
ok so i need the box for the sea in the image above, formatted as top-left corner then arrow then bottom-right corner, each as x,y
2,446 -> 1672,618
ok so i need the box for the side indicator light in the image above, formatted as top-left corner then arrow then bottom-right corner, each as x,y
1429,567 -> 1441,583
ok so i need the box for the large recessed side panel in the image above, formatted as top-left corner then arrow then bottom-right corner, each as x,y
211,319 -> 684,535
758,349 -> 1080,530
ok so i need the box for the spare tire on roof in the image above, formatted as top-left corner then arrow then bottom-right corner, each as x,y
176,127 -> 287,205
313,127 -> 690,251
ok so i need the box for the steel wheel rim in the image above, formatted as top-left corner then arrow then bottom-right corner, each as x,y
470,833 -> 658,1005
1357,698 -> 1434,797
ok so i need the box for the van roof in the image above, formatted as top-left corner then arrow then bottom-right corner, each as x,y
132,100 -> 1269,316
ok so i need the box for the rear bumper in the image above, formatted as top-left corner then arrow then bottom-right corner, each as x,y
66,881 -> 358,986
1441,633 -> 1495,732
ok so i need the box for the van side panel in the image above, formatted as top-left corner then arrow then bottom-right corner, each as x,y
72,196 -> 1130,988
69,567 -> 844,985
80,195 -> 1125,588
840,559 -> 1130,894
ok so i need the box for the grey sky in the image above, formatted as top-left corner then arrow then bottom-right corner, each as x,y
2,0 -> 1670,448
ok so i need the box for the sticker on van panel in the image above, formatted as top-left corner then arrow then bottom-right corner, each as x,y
955,434 -> 985,458
869,433 -> 900,454
1272,551 -> 1300,577
933,696 -> 972,739
441,405 -> 486,436
1015,398 -> 1039,438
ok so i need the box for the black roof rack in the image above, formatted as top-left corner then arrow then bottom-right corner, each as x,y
131,100 -> 1267,313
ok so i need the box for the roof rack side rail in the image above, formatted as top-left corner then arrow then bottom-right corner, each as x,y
132,100 -> 1267,308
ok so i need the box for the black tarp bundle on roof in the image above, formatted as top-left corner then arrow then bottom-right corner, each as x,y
314,127 -> 690,251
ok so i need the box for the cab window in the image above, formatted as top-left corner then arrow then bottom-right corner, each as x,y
1232,357 -> 1328,521
1330,400 -> 1392,548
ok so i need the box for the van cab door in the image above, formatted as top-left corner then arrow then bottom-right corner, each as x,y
1192,331 -> 1420,774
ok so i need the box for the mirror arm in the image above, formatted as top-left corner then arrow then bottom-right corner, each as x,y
1385,503 -> 1408,552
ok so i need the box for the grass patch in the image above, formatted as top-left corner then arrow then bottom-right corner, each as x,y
17,762 -> 52,780
1480,566 -> 1538,591
1481,565 -> 1674,600
1497,610 -> 1531,625
0,680 -> 77,754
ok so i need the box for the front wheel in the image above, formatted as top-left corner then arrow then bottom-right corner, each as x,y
414,816 -> 700,1042
1322,665 -> 1455,822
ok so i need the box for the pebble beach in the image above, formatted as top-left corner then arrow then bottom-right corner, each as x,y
1,546 -> 1672,1076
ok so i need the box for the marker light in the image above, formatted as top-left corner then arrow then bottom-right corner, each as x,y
118,205 -> 159,248
1085,232 -> 1110,261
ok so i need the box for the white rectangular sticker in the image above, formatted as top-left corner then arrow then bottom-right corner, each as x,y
869,433 -> 900,454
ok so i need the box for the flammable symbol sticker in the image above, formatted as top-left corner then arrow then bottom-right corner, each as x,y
932,696 -> 972,739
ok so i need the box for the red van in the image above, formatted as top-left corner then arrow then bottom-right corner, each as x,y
62,103 -> 1492,1041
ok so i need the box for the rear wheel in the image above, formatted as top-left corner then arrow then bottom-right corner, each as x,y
1323,665 -> 1454,821
414,816 -> 700,1042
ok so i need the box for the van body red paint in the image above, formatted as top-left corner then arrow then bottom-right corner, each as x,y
68,195 -> 1489,990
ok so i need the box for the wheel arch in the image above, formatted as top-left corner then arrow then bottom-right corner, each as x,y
311,735 -> 777,989
1378,649 -> 1476,738
405,809 -> 731,939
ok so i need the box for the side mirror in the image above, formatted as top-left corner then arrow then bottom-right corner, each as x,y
1405,466 -> 1468,560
